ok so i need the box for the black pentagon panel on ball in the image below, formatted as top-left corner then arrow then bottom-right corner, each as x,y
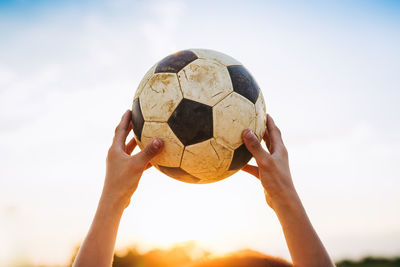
158,165 -> 201,183
168,98 -> 213,146
132,98 -> 144,141
155,50 -> 198,73
227,65 -> 260,104
228,144 -> 253,170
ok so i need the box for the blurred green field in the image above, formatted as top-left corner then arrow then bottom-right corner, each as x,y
336,257 -> 400,267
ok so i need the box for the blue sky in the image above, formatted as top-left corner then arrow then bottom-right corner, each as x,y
0,0 -> 399,266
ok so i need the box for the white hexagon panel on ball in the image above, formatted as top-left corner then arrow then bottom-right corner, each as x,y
177,58 -> 233,106
139,73 -> 183,122
213,92 -> 256,150
180,138 -> 233,181
140,121 -> 184,167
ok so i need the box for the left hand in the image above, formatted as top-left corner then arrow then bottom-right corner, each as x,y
102,110 -> 163,208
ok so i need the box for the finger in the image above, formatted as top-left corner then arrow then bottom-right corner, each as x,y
125,137 -> 137,155
266,114 -> 286,154
242,129 -> 270,162
242,164 -> 260,179
145,162 -> 152,170
262,120 -> 272,152
134,138 -> 163,167
113,110 -> 132,150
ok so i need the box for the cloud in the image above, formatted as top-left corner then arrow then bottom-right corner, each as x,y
141,0 -> 186,58
0,0 -> 188,133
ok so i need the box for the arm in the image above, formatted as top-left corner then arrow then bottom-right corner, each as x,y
73,110 -> 163,267
242,115 -> 334,267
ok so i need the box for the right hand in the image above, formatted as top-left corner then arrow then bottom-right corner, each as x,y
241,114 -> 297,209
242,115 -> 335,267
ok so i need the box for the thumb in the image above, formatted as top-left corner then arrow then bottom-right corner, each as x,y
135,138 -> 163,167
242,129 -> 269,162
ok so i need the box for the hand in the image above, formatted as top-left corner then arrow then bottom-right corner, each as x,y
241,114 -> 296,209
103,110 -> 163,208
73,110 -> 164,267
242,115 -> 335,267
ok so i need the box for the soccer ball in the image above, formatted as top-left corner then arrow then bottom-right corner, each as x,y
132,49 -> 266,184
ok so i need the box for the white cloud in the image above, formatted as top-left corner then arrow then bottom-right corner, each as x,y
141,0 -> 186,58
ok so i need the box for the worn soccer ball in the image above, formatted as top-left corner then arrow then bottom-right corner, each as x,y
132,49 -> 266,184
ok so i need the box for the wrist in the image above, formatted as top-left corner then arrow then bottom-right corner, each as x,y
99,189 -> 132,212
268,187 -> 301,212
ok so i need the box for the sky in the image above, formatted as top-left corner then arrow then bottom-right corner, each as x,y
0,0 -> 400,266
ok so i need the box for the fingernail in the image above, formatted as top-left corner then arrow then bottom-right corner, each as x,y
152,139 -> 161,149
244,129 -> 254,139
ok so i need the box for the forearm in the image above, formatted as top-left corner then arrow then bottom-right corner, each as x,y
72,111 -> 162,267
73,194 -> 126,267
272,191 -> 334,267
